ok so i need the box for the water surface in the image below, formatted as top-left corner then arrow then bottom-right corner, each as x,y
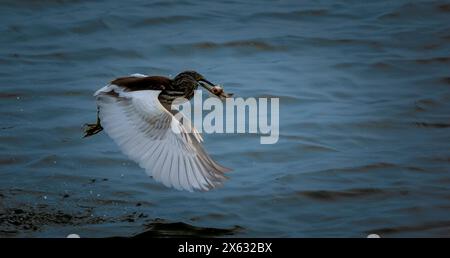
1,0 -> 450,237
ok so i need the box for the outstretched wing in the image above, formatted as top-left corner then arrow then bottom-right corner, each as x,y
95,85 -> 230,192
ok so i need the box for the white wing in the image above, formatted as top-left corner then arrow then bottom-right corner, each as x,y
95,85 -> 230,192
129,73 -> 148,78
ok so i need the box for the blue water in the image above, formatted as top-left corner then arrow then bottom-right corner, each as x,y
1,0 -> 450,237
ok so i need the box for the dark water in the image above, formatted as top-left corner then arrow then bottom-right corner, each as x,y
1,0 -> 450,237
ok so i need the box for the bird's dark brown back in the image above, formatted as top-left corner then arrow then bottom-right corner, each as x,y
110,76 -> 171,91
110,74 -> 198,110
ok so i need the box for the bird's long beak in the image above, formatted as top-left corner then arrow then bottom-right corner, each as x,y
198,78 -> 215,91
199,79 -> 233,100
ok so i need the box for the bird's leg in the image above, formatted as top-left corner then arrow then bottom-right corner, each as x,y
83,107 -> 103,138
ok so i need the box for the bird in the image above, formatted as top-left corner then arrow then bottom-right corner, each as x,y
83,71 -> 233,192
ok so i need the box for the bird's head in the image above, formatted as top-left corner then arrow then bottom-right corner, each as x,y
176,70 -> 233,100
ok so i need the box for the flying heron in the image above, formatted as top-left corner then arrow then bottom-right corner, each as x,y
84,71 -> 233,192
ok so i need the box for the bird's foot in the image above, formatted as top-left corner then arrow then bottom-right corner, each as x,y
83,122 -> 103,138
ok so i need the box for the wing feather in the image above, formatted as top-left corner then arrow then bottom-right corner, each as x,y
95,85 -> 230,191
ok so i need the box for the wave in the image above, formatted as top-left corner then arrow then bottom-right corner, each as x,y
13,47 -> 144,63
133,15 -> 199,27
415,122 -> 450,128
165,39 -> 285,53
132,220 -> 243,238
297,188 -> 385,201
246,9 -> 358,21
414,57 -> 450,65
368,220 -> 450,236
